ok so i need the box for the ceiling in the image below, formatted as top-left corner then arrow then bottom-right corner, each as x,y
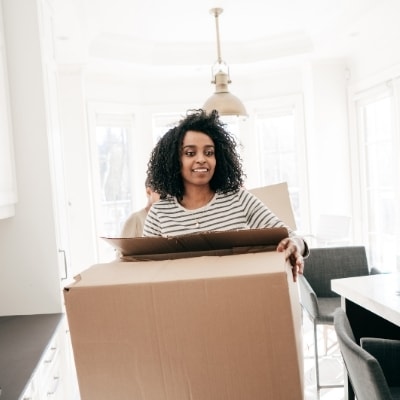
52,0 -> 392,76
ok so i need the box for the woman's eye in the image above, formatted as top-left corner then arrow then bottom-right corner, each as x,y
205,150 -> 215,157
185,151 -> 195,157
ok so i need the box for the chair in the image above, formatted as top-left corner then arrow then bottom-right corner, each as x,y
333,308 -> 400,400
298,246 -> 369,395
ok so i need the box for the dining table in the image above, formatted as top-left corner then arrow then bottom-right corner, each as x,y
331,272 -> 400,400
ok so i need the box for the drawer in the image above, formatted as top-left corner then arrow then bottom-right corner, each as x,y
19,318 -> 65,400
20,378 -> 37,400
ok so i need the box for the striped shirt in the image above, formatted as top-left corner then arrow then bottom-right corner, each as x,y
143,188 -> 293,237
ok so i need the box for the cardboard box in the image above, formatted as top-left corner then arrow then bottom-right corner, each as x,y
64,229 -> 304,400
248,182 -> 297,230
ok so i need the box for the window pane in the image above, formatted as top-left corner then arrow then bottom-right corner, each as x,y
361,95 -> 397,271
256,110 -> 304,230
95,125 -> 132,261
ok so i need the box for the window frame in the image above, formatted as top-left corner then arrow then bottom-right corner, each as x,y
245,94 -> 310,234
87,102 -> 138,262
350,78 -> 400,271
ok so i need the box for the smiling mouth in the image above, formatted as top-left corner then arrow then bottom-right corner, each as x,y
193,168 -> 208,172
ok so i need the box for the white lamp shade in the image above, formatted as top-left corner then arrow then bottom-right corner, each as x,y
202,71 -> 247,117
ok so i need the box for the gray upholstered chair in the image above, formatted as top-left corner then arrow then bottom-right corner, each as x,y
298,246 -> 369,395
333,308 -> 400,400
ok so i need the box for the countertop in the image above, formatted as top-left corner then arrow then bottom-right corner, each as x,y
331,272 -> 400,327
0,313 -> 63,400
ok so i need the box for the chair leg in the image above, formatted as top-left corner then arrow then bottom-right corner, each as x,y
313,322 -> 344,396
314,322 -> 322,397
323,325 -> 328,355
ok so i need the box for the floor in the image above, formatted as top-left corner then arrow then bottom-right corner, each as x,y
302,315 -> 345,400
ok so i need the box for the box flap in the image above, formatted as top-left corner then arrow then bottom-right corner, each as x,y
249,182 -> 297,230
102,227 -> 288,259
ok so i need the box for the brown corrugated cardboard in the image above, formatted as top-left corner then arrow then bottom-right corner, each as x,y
102,226 -> 288,260
249,182 -> 297,230
64,249 -> 304,400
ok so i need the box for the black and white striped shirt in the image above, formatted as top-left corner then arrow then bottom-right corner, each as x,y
143,188 -> 293,237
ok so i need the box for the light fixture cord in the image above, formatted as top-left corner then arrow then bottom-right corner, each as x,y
213,9 -> 222,63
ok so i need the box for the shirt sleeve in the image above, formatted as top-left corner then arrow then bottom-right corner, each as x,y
243,190 -> 310,256
241,190 -> 294,234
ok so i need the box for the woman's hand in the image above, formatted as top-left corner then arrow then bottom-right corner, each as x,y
276,237 -> 305,282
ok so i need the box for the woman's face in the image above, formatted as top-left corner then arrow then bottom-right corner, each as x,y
180,130 -> 216,189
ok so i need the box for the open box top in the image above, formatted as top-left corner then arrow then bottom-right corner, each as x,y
102,226 -> 288,261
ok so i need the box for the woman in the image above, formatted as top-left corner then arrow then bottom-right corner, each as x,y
144,109 -> 308,281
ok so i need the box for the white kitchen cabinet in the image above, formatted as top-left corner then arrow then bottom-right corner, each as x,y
0,3 -> 17,219
0,0 -> 65,316
19,315 -> 80,400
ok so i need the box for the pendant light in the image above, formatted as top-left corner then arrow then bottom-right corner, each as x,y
202,8 -> 248,117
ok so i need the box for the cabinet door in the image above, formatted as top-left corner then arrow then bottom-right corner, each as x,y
0,5 -> 17,219
58,317 -> 80,399
19,316 -> 80,400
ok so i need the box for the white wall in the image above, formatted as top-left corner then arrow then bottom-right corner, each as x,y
347,0 -> 400,86
303,60 -> 352,220
0,0 -> 62,315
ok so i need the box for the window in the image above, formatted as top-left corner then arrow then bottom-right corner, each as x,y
90,111 -> 135,262
96,125 -> 131,235
355,81 -> 400,272
254,96 -> 309,233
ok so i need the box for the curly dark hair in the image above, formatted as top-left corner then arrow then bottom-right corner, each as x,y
146,109 -> 245,200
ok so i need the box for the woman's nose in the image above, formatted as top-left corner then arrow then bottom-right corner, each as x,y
195,154 -> 206,163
